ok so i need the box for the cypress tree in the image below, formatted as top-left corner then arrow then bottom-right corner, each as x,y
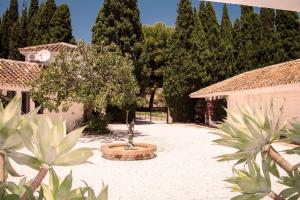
236,6 -> 257,72
219,4 -> 235,78
232,18 -> 242,74
92,0 -> 144,92
19,4 -> 28,49
35,0 -> 57,44
1,0 -> 19,58
259,8 -> 287,66
28,0 -> 40,45
8,21 -> 22,60
276,10 -> 300,60
198,1 -> 207,32
206,2 -> 222,83
163,0 -> 195,121
28,0 -> 39,23
48,4 -> 74,43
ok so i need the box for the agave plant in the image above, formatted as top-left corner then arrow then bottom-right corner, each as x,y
214,103 -> 293,174
0,97 -> 39,182
225,160 -> 277,200
279,169 -> 300,200
85,182 -> 108,200
42,169 -> 87,200
8,115 -> 95,199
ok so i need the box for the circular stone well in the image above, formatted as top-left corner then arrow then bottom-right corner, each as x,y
100,143 -> 157,161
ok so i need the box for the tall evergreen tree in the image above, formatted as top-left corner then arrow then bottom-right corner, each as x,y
236,6 -> 257,72
206,2 -> 223,83
276,10 -> 300,60
198,1 -> 207,32
34,0 -> 57,44
163,0 -> 196,121
0,0 -> 19,58
28,0 -> 39,45
48,4 -> 74,43
259,8 -> 287,66
92,0 -> 144,92
8,21 -> 22,60
0,17 -> 2,57
232,18 -> 242,74
141,23 -> 173,109
219,4 -> 235,78
28,0 -> 39,22
19,4 -> 28,49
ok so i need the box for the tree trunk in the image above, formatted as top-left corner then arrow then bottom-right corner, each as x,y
269,191 -> 285,200
263,144 -> 293,176
21,164 -> 49,200
0,153 -> 5,183
148,87 -> 157,110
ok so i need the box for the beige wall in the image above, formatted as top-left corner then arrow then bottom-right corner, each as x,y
227,84 -> 300,124
1,87 -> 83,131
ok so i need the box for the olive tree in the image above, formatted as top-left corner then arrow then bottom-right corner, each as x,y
31,41 -> 139,132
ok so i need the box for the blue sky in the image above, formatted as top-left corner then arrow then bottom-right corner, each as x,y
0,0 -> 247,42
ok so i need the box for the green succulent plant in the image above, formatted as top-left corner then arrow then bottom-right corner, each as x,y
85,182 -> 108,200
214,104 -> 286,163
279,169 -> 300,200
0,97 -> 39,181
42,169 -> 87,200
8,115 -> 94,199
226,160 -> 272,200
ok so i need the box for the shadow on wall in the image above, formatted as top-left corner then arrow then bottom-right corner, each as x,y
80,129 -> 148,144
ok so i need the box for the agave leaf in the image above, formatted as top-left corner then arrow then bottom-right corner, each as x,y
4,157 -> 21,177
42,184 -> 54,200
56,171 -> 73,199
57,126 -> 86,156
8,151 -> 42,170
54,148 -> 94,166
97,182 -> 108,200
37,116 -> 52,159
49,169 -> 59,196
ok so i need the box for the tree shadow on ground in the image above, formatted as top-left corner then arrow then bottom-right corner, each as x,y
81,129 -> 147,144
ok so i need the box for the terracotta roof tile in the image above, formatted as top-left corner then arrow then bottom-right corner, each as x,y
0,59 -> 41,88
19,42 -> 76,53
190,59 -> 300,98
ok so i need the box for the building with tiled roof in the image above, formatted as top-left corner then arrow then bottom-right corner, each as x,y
190,59 -> 300,125
19,42 -> 76,54
0,42 -> 83,130
0,59 -> 41,89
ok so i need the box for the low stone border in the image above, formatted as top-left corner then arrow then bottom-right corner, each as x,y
100,143 -> 157,161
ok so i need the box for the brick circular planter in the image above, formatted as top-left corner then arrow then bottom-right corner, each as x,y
100,143 -> 157,161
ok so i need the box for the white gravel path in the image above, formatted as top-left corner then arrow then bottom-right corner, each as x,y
9,122 -> 299,200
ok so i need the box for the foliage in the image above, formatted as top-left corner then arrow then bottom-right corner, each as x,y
77,114 -> 111,135
163,0 -> 196,122
214,103 -> 300,200
48,4 -> 75,44
31,41 -> 139,132
0,97 -> 108,200
92,0 -> 145,93
141,23 -> 173,109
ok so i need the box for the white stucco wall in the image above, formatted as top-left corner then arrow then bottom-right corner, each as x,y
44,102 -> 84,131
227,84 -> 300,124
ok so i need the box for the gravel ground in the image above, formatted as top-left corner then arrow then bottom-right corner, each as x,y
10,122 -> 299,200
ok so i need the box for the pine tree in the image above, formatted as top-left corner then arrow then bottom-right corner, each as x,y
276,10 -> 300,60
219,4 -> 235,78
28,0 -> 39,45
0,17 -> 3,57
48,4 -> 74,43
92,0 -> 144,92
7,0 -> 19,22
163,0 -> 196,121
206,2 -> 222,83
232,19 -> 242,74
236,6 -> 257,72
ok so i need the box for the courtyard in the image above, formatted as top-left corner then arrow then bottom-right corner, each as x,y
10,122 -> 298,200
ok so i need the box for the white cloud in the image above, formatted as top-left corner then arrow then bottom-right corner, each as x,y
206,0 -> 300,12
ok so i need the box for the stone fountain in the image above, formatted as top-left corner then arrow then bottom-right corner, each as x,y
100,111 -> 157,161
